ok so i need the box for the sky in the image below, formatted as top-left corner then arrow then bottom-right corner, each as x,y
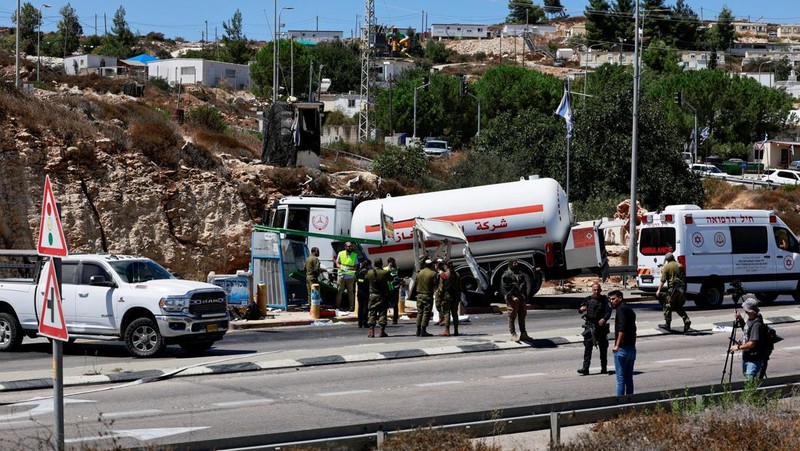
1,1 -> 798,42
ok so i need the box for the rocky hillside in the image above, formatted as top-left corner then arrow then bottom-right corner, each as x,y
0,73 -> 388,281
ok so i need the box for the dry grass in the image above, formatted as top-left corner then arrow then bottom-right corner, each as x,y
379,427 -> 502,451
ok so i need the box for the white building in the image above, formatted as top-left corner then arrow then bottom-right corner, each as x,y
147,59 -> 251,89
501,24 -> 558,37
287,30 -> 343,44
430,24 -> 491,39
376,59 -> 415,83
64,54 -> 118,76
320,92 -> 365,118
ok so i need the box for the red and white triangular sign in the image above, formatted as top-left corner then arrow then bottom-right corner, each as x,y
38,260 -> 69,341
37,175 -> 68,257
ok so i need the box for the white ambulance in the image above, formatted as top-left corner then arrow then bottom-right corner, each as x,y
636,204 -> 800,308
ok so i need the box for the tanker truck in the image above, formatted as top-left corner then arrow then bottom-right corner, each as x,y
267,176 -> 609,304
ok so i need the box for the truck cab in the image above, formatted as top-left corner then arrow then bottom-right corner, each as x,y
269,196 -> 355,270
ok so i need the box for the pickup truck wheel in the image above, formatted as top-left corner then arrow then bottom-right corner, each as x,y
0,312 -> 23,351
180,340 -> 215,355
124,318 -> 165,358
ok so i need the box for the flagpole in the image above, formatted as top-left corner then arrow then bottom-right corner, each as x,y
566,78 -> 571,199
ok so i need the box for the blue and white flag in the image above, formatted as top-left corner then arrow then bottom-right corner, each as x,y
556,80 -> 573,139
699,126 -> 709,143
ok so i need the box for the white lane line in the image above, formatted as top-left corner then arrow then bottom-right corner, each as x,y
101,409 -> 162,419
500,373 -> 548,379
414,381 -> 462,387
318,390 -> 372,397
783,345 -> 800,350
212,399 -> 274,408
654,358 -> 695,364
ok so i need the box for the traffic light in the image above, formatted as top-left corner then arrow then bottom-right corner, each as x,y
460,76 -> 467,96
422,76 -> 429,92
674,91 -> 683,106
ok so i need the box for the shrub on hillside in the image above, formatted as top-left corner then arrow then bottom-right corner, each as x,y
372,145 -> 429,186
186,105 -> 227,132
130,119 -> 182,167
148,77 -> 171,93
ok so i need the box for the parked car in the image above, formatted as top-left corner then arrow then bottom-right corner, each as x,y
553,59 -> 566,67
422,139 -> 452,158
704,155 -> 723,168
722,158 -> 746,175
788,160 -> 800,170
690,163 -> 728,178
764,169 -> 800,186
681,152 -> 693,167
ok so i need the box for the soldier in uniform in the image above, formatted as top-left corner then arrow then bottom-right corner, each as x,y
501,260 -> 530,342
409,258 -> 437,337
384,257 -> 401,324
304,247 -> 322,304
355,260 -> 372,328
656,252 -> 691,332
365,258 -> 390,338
577,282 -> 612,375
437,260 -> 461,336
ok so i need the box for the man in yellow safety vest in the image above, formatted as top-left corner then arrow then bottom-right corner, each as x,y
335,242 -> 359,313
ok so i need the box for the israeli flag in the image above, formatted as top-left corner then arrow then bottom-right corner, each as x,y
556,80 -> 573,139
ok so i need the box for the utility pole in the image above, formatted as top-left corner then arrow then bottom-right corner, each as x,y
15,0 -> 20,88
628,1 -> 641,266
358,0 -> 375,142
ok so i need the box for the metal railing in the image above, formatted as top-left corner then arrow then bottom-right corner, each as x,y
157,375 -> 800,450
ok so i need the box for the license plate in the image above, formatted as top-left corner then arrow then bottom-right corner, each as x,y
207,323 -> 218,332
641,275 -> 654,284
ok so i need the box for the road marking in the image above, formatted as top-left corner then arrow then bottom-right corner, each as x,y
101,409 -> 162,419
213,399 -> 274,408
414,381 -> 462,387
783,346 -> 800,351
318,390 -> 372,397
500,373 -> 547,379
66,426 -> 209,443
654,358 -> 695,364
0,398 -> 95,422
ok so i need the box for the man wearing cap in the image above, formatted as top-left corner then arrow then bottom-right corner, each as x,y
501,260 -> 530,342
409,258 -> 437,337
729,297 -> 768,381
305,247 -> 322,304
656,252 -> 691,333
335,242 -> 359,313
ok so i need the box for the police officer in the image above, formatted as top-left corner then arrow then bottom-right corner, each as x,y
409,258 -> 437,337
365,258 -> 390,338
335,242 -> 359,313
501,260 -> 530,342
656,252 -> 691,332
578,282 -> 611,375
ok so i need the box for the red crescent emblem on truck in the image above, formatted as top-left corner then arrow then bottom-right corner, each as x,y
311,215 -> 329,231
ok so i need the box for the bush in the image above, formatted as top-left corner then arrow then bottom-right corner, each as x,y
129,119 -> 182,167
372,145 -> 429,185
324,110 -> 356,126
185,105 -> 227,132
475,51 -> 487,62
148,77 -> 171,93
425,39 -> 451,64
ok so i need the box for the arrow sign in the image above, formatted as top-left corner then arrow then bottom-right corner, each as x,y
38,260 -> 69,341
37,175 -> 69,257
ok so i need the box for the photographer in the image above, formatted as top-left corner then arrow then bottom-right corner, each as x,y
577,282 -> 612,375
729,297 -> 768,382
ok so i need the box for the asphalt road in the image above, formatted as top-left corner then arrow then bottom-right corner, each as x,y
1,296 -> 799,449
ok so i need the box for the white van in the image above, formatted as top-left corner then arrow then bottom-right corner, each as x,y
636,204 -> 800,308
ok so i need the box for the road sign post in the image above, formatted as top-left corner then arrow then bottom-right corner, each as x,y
37,175 -> 69,451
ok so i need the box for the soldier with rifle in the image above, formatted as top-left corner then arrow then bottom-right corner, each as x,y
578,282 -> 612,375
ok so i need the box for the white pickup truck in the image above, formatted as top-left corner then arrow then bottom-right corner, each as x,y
0,252 -> 229,357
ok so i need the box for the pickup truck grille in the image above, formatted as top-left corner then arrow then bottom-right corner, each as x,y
189,291 -> 227,315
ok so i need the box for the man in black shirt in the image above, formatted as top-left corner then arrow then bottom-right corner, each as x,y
578,282 -> 612,375
610,290 -> 636,396
729,297 -> 768,382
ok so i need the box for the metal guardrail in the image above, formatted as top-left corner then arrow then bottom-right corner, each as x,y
155,375 -> 800,450
323,148 -> 374,170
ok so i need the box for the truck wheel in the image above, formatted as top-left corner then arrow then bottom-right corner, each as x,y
180,340 -> 215,355
0,312 -> 23,351
755,292 -> 778,304
124,318 -> 165,358
698,282 -> 725,309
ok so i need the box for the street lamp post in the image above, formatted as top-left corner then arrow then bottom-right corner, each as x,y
758,59 -> 771,87
276,6 -> 293,101
37,3 -> 51,83
628,1 -> 641,266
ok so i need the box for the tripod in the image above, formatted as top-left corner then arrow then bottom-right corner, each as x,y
721,280 -> 745,385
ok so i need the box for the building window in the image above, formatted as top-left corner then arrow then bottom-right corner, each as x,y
348,99 -> 356,108
225,69 -> 235,78
690,53 -> 696,59
181,66 -> 196,75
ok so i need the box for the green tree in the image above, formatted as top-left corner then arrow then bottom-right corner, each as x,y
544,0 -> 566,18
585,0 -> 614,48
425,39 -> 450,63
507,0 -> 546,24
474,64 -> 562,124
251,40 -> 313,100
642,39 -> 681,73
221,9 -> 251,64
111,6 -> 135,48
55,3 -> 83,57
11,2 -> 40,54
612,0 -> 634,48
670,0 -> 701,49
713,7 -> 736,51
309,41 -> 361,94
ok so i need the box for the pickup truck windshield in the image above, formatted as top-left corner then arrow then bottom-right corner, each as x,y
109,260 -> 175,283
